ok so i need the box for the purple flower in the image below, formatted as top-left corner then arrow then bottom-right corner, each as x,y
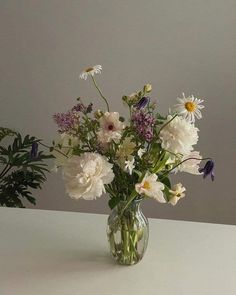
135,97 -> 149,109
132,110 -> 155,141
199,160 -> 215,181
71,103 -> 86,113
30,142 -> 38,159
53,111 -> 79,134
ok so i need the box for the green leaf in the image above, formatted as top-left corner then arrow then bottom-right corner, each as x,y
0,127 -> 16,141
161,177 -> 171,188
108,197 -> 120,210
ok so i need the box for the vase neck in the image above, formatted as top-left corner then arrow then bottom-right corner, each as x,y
117,198 -> 142,213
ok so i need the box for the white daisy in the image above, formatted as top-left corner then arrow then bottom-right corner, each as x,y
173,93 -> 204,123
125,157 -> 135,175
135,172 -> 166,203
169,183 -> 186,206
79,65 -> 102,80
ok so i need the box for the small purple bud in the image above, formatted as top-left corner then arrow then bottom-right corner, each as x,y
199,160 -> 215,181
135,96 -> 149,109
30,142 -> 38,159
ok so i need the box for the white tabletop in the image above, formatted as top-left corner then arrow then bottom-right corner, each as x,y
0,207 -> 235,295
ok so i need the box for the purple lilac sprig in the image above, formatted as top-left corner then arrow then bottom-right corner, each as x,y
131,110 -> 155,141
53,102 -> 93,134
53,111 -> 79,134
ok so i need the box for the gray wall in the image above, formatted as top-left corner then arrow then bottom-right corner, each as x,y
1,0 -> 235,224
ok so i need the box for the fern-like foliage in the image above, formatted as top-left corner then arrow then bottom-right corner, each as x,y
0,130 -> 53,208
0,127 -> 16,142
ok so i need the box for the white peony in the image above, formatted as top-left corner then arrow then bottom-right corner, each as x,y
135,172 -> 166,203
97,112 -> 125,144
159,115 -> 199,155
177,151 -> 202,175
62,153 -> 114,200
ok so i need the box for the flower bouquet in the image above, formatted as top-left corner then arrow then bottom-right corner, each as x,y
52,65 -> 214,265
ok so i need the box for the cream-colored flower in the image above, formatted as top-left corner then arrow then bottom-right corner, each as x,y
169,183 -> 186,206
97,112 -> 125,144
159,115 -> 199,155
52,133 -> 79,171
63,153 -> 114,200
116,137 -> 136,167
125,157 -> 135,175
79,65 -> 102,80
173,93 -> 204,123
177,151 -> 202,175
135,172 -> 166,203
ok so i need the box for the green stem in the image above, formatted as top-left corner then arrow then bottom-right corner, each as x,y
160,157 -> 212,178
156,114 -> 178,136
91,76 -> 110,112
39,142 -> 69,158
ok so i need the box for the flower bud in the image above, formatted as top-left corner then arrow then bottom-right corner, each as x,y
143,84 -> 152,93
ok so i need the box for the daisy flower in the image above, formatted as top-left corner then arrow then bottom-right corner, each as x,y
79,65 -> 102,80
173,93 -> 204,123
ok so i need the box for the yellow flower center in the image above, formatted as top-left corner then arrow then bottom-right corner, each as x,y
143,181 -> 151,190
185,101 -> 196,112
85,67 -> 94,73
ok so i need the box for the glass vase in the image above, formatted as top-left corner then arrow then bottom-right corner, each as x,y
107,199 -> 149,265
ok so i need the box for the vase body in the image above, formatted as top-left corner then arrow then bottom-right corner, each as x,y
107,199 -> 149,265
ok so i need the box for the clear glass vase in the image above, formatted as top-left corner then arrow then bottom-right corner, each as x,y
107,199 -> 149,265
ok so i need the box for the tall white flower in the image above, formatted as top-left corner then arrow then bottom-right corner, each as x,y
169,183 -> 186,206
63,153 -> 114,200
125,157 -> 135,175
79,65 -> 102,80
135,172 -> 166,203
97,112 -> 125,144
137,148 -> 146,158
173,93 -> 204,123
159,115 -> 199,155
177,151 -> 202,175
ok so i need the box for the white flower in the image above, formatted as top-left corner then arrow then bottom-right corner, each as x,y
62,153 -> 114,200
169,183 -> 186,206
97,112 -> 125,144
52,133 -> 79,170
79,65 -> 102,80
159,115 -> 199,155
135,172 -> 166,203
177,151 -> 202,175
137,148 -> 146,158
173,93 -> 204,123
125,157 -> 135,175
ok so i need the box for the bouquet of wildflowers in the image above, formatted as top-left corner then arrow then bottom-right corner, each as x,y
52,65 -> 214,265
